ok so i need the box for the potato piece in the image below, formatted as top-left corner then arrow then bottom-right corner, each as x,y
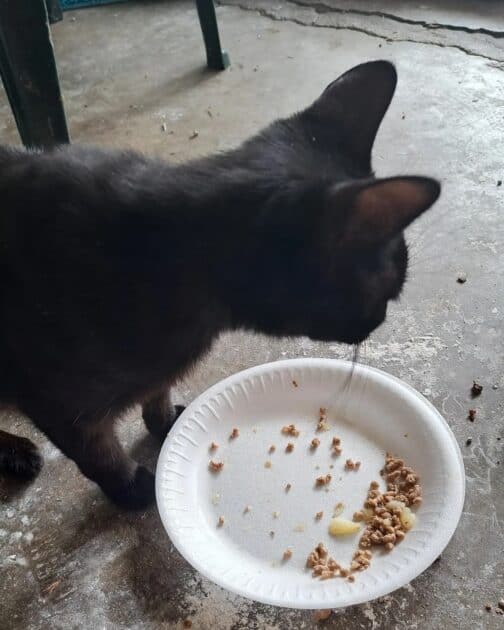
328,517 -> 361,536
399,506 -> 416,531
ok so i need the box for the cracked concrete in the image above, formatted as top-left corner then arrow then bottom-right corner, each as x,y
218,0 -> 504,64
1,1 -> 503,628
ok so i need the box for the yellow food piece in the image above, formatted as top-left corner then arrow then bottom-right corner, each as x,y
399,506 -> 416,531
328,517 -> 361,536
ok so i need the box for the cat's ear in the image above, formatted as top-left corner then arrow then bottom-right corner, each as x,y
326,176 -> 440,248
308,60 -> 397,168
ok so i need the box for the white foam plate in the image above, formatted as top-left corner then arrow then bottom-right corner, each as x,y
156,359 -> 465,609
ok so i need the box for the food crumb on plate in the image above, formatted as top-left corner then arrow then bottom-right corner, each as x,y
209,441 -> 218,451
230,427 -> 239,439
283,549 -> 293,561
315,511 -> 323,520
209,460 -> 224,472
243,505 -> 252,513
217,516 -> 225,527
317,407 -> 330,432
268,445 -> 276,454
292,380 -> 299,387
345,458 -> 360,470
282,423 -> 300,437
285,483 -> 292,492
285,442 -> 294,453
273,511 -> 280,518
182,619 -> 192,628
471,380 -> 483,397
315,474 -> 332,486
311,437 -> 320,449
264,460 -> 272,468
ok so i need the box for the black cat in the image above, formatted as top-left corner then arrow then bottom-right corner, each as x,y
0,61 -> 440,508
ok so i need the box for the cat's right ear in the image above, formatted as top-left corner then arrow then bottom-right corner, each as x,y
305,60 -> 397,169
323,176 -> 441,249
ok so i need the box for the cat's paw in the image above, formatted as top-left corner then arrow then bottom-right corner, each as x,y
143,404 -> 186,442
106,466 -> 155,510
0,435 -> 43,480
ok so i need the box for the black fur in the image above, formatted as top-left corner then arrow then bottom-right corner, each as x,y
0,61 -> 440,508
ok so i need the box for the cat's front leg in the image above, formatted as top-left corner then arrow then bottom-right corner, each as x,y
21,398 -> 155,509
142,388 -> 185,441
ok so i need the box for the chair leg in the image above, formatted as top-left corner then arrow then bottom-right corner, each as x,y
0,0 -> 69,149
45,0 -> 63,25
195,0 -> 230,71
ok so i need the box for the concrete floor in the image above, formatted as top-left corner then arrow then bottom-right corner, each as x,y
1,1 -> 503,628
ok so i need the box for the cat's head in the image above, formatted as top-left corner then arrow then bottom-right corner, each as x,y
229,61 -> 440,344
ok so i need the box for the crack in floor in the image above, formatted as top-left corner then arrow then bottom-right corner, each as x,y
217,0 -> 504,66
286,0 -> 504,39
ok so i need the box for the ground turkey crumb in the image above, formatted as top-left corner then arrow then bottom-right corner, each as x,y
209,460 -> 224,472
209,442 -> 218,451
315,474 -> 331,486
311,438 -> 320,449
282,423 -> 300,437
286,442 -> 294,453
283,549 -> 292,561
230,428 -> 239,439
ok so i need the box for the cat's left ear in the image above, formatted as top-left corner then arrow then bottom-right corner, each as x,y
306,60 -> 397,169
325,176 -> 441,248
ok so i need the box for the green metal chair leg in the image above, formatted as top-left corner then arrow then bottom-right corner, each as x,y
0,0 -> 69,148
195,0 -> 230,70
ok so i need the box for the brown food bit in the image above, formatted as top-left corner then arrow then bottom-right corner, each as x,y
209,442 -> 218,451
230,427 -> 239,439
283,549 -> 293,561
315,511 -> 324,520
217,516 -> 225,527
285,483 -> 292,492
466,438 -> 473,446
282,423 -> 300,437
268,445 -> 276,454
286,442 -> 294,453
183,620 -> 192,628
311,437 -> 321,449
292,379 -> 299,387
317,407 -> 330,432
269,531 -> 275,537
485,604 -> 492,612
471,381 -> 483,397
313,609 -> 332,622
264,460 -> 272,468
345,459 -> 356,470
331,436 -> 342,455
209,460 -> 224,472
339,568 -> 349,578
468,409 -> 476,422
315,474 -> 332,486
347,575 -> 355,582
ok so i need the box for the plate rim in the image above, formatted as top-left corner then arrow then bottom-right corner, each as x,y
156,358 -> 466,609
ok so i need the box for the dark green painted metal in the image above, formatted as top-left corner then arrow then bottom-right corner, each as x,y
196,0 -> 230,70
0,0 -> 70,148
45,0 -> 63,24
